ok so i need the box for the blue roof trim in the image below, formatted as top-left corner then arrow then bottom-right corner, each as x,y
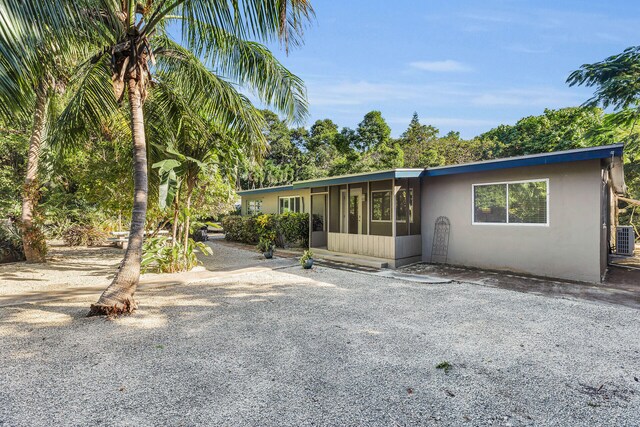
292,169 -> 424,189
237,185 -> 293,196
424,144 -> 624,177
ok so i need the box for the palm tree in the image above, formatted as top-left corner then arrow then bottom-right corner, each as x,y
0,1 -> 97,262
4,0 -> 313,316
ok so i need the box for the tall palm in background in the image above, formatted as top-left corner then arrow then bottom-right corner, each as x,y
3,0 -> 313,315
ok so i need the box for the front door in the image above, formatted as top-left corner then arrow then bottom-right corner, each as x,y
340,188 -> 363,234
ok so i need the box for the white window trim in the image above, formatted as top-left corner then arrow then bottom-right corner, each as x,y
246,199 -> 263,215
370,189 -> 392,223
278,195 -> 303,214
471,178 -> 550,227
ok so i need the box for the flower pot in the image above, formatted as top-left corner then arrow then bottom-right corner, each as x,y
302,258 -> 313,269
263,250 -> 273,259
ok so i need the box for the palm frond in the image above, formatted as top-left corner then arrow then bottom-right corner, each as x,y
160,23 -> 307,123
153,40 -> 267,159
49,53 -> 121,149
149,0 -> 313,51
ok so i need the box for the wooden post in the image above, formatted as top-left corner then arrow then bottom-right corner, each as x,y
391,178 -> 396,238
366,181 -> 370,235
308,192 -> 312,249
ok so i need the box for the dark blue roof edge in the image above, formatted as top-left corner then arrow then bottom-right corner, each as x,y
237,185 -> 293,196
425,144 -> 624,177
238,144 -> 624,193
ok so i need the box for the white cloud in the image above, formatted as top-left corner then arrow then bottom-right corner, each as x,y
306,80 -> 469,107
409,60 -> 472,72
470,88 -> 582,107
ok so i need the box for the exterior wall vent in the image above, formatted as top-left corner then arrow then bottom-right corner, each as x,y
616,226 -> 635,256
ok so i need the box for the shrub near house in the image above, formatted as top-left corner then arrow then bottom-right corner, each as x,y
222,213 -> 309,248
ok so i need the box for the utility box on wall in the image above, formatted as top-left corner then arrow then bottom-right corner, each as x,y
616,226 -> 636,256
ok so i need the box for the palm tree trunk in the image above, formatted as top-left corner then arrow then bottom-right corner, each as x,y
21,80 -> 49,263
89,77 -> 147,316
183,182 -> 194,256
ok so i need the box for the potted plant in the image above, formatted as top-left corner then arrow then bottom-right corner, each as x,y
257,237 -> 274,259
300,249 -> 314,269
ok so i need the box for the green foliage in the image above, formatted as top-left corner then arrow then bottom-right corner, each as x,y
256,237 -> 274,253
223,213 -> 309,248
62,224 -> 108,247
356,110 -> 391,151
436,361 -> 453,373
141,236 -> 212,274
278,212 -> 309,248
0,220 -> 25,262
300,249 -> 313,265
567,46 -> 640,111
0,120 -> 29,218
475,107 -> 617,156
398,112 -> 443,167
222,215 -> 260,244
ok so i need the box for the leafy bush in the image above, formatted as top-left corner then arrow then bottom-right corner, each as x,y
278,212 -> 309,248
222,213 -> 309,248
222,215 -> 259,244
62,224 -> 108,247
141,236 -> 212,273
0,220 -> 25,262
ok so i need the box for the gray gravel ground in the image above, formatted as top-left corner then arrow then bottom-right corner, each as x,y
1,239 -> 639,426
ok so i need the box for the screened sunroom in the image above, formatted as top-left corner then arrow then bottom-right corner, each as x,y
292,169 -> 425,267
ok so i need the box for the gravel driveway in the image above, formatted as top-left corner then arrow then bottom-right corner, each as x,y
1,239 -> 639,426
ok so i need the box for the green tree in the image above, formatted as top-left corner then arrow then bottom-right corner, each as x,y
355,110 -> 391,151
7,0 -> 314,315
398,112 -> 442,167
567,46 -> 640,154
0,1 -> 100,262
475,107 -> 617,157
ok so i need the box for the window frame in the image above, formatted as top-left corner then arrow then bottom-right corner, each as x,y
246,199 -> 263,215
278,195 -> 303,214
471,178 -> 549,227
370,189 -> 392,223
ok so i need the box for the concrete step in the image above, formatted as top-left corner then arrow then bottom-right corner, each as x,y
313,249 -> 388,269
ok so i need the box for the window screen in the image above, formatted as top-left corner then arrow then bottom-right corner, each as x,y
508,181 -> 547,224
371,191 -> 391,221
473,180 -> 548,225
474,184 -> 507,223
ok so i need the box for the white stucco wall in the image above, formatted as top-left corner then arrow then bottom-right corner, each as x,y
421,160 -> 603,282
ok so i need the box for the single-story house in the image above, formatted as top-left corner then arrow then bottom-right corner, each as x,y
238,143 -> 626,282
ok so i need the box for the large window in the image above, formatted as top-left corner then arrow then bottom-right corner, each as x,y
246,199 -> 262,215
396,188 -> 414,223
473,179 -> 548,225
279,196 -> 303,214
371,190 -> 391,222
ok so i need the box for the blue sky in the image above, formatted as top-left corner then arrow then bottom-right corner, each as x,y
260,0 -> 640,138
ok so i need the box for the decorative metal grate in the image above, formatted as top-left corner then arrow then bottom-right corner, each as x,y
431,216 -> 450,264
